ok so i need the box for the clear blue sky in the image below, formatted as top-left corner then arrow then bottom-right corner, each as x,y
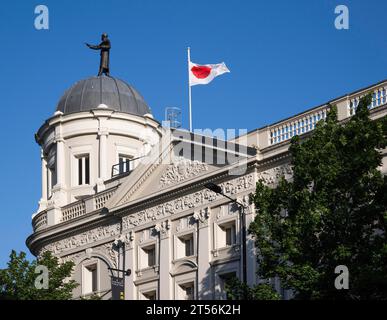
0,0 -> 386,267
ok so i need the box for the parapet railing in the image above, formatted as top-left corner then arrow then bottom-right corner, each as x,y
269,106 -> 328,145
32,186 -> 119,231
33,210 -> 48,232
95,187 -> 116,210
268,81 -> 387,146
61,200 -> 86,222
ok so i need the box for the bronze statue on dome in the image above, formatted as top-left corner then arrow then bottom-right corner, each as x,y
86,33 -> 111,76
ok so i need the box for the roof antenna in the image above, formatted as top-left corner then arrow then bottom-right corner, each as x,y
164,107 -> 182,129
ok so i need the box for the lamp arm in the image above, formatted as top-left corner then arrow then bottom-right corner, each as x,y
219,193 -> 247,209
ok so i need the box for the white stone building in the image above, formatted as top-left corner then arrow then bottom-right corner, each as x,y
26,73 -> 387,300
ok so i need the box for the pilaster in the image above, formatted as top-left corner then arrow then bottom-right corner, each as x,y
155,220 -> 172,299
194,207 -> 211,299
37,149 -> 48,212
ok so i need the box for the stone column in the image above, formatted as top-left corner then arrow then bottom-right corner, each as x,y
56,138 -> 65,187
194,208 -> 211,299
124,232 -> 135,300
48,127 -> 67,224
37,149 -> 48,212
157,220 -> 171,299
97,130 -> 108,192
239,195 -> 257,286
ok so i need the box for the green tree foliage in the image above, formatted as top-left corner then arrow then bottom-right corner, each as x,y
225,276 -> 280,300
0,250 -> 78,300
248,94 -> 387,299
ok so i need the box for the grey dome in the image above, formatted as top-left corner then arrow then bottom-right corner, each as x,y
56,76 -> 151,116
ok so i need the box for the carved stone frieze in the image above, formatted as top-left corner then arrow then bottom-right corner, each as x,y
39,223 -> 121,255
258,164 -> 292,186
122,174 -> 254,229
59,242 -> 118,269
160,157 -> 208,187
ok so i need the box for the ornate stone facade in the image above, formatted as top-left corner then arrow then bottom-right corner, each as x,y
28,72 -> 387,300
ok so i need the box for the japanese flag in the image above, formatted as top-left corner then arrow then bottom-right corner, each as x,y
189,61 -> 230,86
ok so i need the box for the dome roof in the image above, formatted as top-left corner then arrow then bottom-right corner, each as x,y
56,76 -> 151,116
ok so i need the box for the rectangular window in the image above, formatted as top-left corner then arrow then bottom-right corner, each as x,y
85,156 -> 90,184
184,237 -> 194,257
118,154 -> 132,174
220,272 -> 237,300
185,285 -> 194,300
225,224 -> 236,246
78,158 -> 82,185
77,155 -> 90,185
143,290 -> 157,300
83,264 -> 98,294
146,247 -> 156,267
176,233 -> 194,259
179,282 -> 194,300
48,166 -> 57,197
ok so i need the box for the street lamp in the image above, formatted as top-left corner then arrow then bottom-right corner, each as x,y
109,238 -> 131,300
204,182 -> 248,292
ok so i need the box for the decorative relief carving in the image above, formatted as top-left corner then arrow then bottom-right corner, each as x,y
176,215 -> 195,232
239,194 -> 252,215
40,223 -> 121,255
258,164 -> 292,186
60,252 -> 84,265
97,243 -> 118,269
155,220 -> 171,239
138,227 -> 158,244
193,208 -> 209,226
60,242 -> 118,269
160,157 -> 208,187
123,174 -> 254,229
123,231 -> 134,249
216,203 -> 239,221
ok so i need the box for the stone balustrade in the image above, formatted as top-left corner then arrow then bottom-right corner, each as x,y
349,83 -> 387,116
32,186 -> 118,231
33,210 -> 47,232
268,80 -> 387,146
61,201 -> 86,222
269,106 -> 328,145
95,187 -> 116,210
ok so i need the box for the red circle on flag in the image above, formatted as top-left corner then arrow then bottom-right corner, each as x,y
191,65 -> 212,79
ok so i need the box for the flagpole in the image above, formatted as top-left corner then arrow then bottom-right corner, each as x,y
187,47 -> 192,132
